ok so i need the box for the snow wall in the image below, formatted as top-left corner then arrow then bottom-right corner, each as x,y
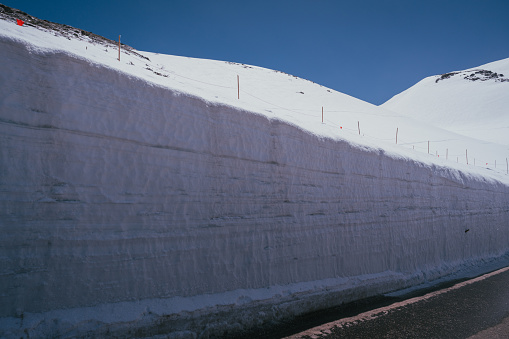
1,37 -> 509,338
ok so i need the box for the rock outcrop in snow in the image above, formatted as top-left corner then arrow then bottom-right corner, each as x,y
1,6 -> 508,338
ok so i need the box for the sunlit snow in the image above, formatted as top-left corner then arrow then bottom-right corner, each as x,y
1,11 -> 508,338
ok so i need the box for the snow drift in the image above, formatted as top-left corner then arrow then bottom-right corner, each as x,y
1,6 -> 508,338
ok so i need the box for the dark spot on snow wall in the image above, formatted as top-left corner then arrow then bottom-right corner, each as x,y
436,69 -> 509,83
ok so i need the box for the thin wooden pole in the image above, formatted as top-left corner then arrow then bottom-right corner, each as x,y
118,35 -> 121,61
358,121 -> 360,135
237,75 -> 239,99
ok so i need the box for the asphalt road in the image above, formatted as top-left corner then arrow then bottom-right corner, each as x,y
286,267 -> 509,339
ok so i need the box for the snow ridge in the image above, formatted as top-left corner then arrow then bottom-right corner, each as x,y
382,57 -> 509,146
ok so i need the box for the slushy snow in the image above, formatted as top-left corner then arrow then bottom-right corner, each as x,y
0,7 -> 508,338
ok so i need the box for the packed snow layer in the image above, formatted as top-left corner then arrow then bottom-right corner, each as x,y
1,33 -> 509,337
382,58 -> 509,146
2,10 -> 509,336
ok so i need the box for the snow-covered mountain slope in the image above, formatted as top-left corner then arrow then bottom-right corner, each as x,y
1,6 -> 509,338
382,58 -> 509,146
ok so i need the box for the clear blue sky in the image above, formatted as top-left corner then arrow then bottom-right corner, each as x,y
4,0 -> 509,105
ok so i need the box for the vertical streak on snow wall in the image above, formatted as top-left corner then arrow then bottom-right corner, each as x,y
1,37 -> 509,326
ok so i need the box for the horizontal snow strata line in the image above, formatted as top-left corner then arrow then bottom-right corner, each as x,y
0,117 -> 287,166
0,116 -> 374,177
2,113 -> 507,208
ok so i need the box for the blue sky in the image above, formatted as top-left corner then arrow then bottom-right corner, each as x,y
4,0 -> 509,105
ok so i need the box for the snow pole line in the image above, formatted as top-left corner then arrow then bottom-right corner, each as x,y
113,58 -> 498,171
138,66 -> 502,174
106,59 -> 505,174
150,69 -> 497,172
118,35 -> 121,61
396,127 -> 398,144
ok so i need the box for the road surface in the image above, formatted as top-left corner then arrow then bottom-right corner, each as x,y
285,266 -> 509,339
